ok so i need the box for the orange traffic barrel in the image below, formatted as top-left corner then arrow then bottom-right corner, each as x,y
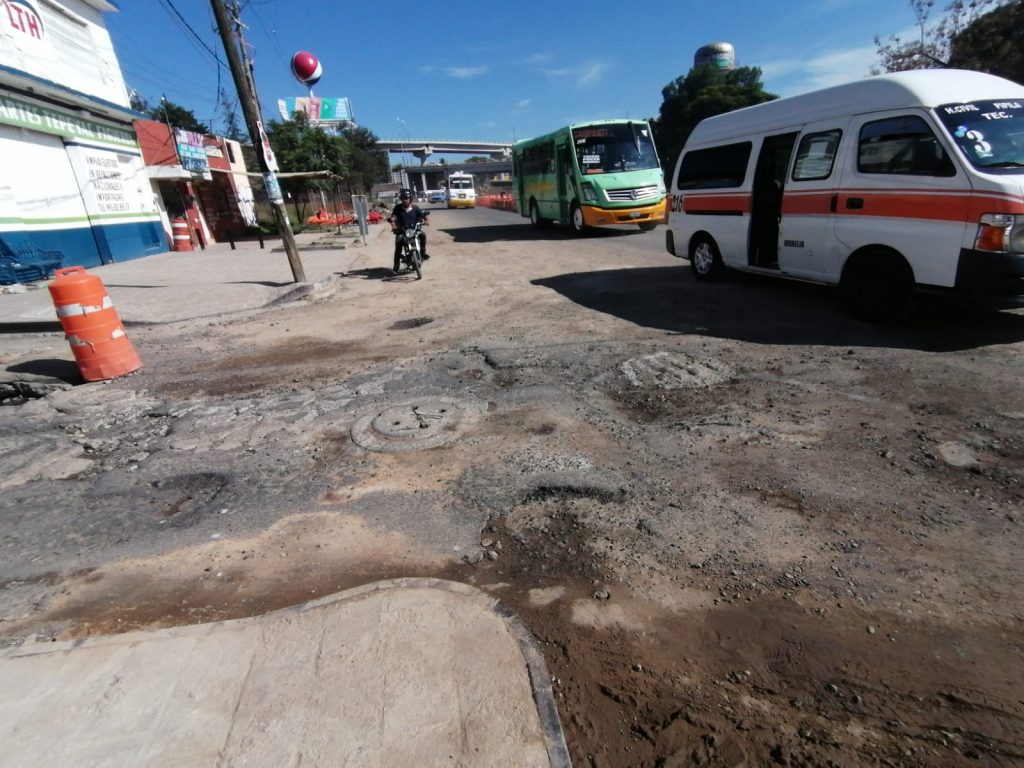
171,217 -> 192,251
48,266 -> 141,381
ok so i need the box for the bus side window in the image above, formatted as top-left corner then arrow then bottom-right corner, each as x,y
792,130 -> 842,181
858,116 -> 956,176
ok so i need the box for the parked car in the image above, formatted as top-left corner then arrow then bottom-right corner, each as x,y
427,190 -> 446,204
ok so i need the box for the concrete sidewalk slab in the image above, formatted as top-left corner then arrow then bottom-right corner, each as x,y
0,226 -> 389,328
0,578 -> 570,768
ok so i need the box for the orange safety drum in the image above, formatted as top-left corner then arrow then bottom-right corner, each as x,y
48,266 -> 141,381
171,217 -> 193,251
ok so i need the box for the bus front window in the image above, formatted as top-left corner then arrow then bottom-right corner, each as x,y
572,123 -> 659,175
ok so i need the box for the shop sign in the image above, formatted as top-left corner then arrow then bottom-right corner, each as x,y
0,93 -> 136,148
2,0 -> 44,43
174,128 -> 209,175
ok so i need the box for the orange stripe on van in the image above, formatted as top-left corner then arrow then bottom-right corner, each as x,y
682,193 -> 750,214
780,190 -> 1024,222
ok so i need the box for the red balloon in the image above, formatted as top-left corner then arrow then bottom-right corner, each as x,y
291,51 -> 322,85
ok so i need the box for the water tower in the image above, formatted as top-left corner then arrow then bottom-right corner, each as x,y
694,42 -> 736,71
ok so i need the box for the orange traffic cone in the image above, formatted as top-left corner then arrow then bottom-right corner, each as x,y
48,267 -> 141,381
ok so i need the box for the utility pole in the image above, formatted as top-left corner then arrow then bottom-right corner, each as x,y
210,0 -> 306,283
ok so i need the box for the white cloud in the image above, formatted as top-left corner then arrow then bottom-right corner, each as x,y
517,98 -> 531,109
545,60 -> 610,88
446,66 -> 489,79
478,121 -> 497,128
764,43 -> 880,97
578,61 -> 608,86
522,52 -> 551,65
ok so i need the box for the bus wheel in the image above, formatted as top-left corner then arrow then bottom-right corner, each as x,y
637,222 -> 657,232
841,250 -> 915,323
570,203 -> 588,235
529,200 -> 547,228
689,235 -> 724,280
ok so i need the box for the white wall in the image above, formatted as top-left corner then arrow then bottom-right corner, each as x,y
0,0 -> 129,107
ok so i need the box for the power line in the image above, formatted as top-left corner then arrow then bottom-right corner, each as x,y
157,0 -> 227,70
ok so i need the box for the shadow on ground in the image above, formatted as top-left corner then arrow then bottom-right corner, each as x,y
5,358 -> 81,384
533,266 -> 1024,352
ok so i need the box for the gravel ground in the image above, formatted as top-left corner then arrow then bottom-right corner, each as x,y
1,207 -> 1022,766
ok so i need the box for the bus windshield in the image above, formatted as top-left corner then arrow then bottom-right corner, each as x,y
572,123 -> 659,175
935,99 -> 1024,172
449,177 -> 473,189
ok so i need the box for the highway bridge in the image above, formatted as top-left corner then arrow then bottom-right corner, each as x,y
377,139 -> 512,163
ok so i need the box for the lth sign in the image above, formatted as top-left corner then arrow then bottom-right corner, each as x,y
3,0 -> 44,41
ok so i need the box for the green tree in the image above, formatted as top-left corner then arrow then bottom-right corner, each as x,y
948,0 -> 1024,84
874,0 -> 996,72
266,112 -> 348,221
340,125 -> 390,194
217,88 -> 246,142
652,64 -> 777,176
149,98 -> 210,134
465,156 -> 490,164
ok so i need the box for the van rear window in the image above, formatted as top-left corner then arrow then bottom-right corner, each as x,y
676,142 -> 752,189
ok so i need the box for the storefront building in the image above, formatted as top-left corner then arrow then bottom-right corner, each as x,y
0,0 -> 164,271
134,118 -> 257,248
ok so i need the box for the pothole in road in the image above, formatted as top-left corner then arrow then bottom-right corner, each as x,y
388,316 -> 434,330
350,396 -> 486,452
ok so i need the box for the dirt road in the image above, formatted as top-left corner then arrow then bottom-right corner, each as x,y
2,207 -> 1023,766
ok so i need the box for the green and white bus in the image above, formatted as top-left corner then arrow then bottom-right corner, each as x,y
513,119 -> 666,233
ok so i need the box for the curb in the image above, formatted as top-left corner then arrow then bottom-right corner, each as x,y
4,577 -> 573,768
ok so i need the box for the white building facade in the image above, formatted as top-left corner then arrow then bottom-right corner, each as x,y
0,0 -> 164,271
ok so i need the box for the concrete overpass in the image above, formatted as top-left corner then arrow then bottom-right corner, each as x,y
396,160 -> 512,197
378,139 -> 512,164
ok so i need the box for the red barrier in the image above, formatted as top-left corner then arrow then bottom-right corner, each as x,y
477,195 -> 518,212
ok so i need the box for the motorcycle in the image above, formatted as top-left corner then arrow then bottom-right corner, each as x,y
395,222 -> 425,280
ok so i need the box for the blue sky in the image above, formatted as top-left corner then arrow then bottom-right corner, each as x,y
108,0 -> 926,147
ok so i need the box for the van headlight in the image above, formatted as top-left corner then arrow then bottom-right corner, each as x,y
975,213 -> 1024,254
581,182 -> 597,203
657,180 -> 666,195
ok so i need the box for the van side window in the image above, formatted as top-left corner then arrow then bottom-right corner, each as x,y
676,142 -> 752,189
858,116 -> 956,176
792,130 -> 841,181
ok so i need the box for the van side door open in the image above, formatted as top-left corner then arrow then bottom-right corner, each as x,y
777,120 -> 850,280
749,132 -> 798,269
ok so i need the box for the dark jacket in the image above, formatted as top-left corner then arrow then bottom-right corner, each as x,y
389,203 -> 428,230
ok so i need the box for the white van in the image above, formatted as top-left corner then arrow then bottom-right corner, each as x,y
665,70 -> 1024,321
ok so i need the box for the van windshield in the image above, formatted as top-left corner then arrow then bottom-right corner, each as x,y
935,99 -> 1024,172
572,123 -> 659,175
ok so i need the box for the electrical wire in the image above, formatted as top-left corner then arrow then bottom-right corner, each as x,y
156,0 -> 227,70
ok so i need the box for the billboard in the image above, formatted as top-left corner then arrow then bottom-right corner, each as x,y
277,96 -> 353,124
174,128 -> 209,175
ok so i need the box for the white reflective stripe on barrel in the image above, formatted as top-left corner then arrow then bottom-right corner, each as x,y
56,295 -> 113,318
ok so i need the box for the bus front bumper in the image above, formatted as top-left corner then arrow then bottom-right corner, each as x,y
447,198 -> 476,209
581,198 -> 666,227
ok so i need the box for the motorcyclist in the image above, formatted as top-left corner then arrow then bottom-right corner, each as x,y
388,188 -> 430,274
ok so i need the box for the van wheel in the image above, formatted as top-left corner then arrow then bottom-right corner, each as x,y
840,251 -> 915,323
529,200 -> 547,228
570,203 -> 588,235
689,235 -> 724,280
638,222 -> 658,232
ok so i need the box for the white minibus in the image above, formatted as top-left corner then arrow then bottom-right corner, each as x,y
665,70 -> 1024,321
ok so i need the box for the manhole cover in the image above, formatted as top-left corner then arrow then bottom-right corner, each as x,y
350,396 -> 485,452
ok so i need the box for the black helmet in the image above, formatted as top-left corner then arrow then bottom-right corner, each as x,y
399,188 -> 412,199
